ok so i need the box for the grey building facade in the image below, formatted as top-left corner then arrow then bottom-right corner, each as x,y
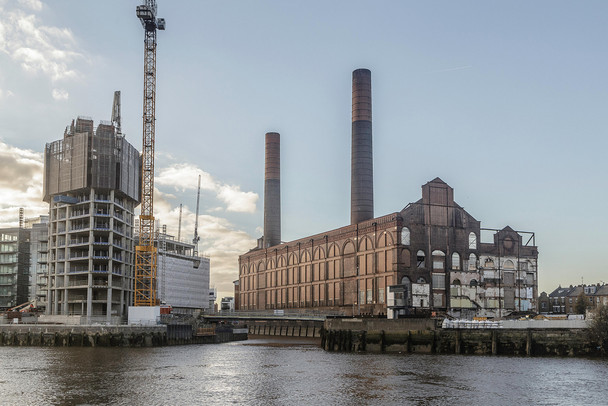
0,227 -> 31,309
43,116 -> 141,323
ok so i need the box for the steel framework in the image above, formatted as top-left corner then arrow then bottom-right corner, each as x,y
134,0 -> 165,307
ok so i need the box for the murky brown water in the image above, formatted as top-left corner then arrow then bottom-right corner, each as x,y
1,337 -> 607,405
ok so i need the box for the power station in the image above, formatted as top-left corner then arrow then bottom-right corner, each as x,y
237,69 -> 539,319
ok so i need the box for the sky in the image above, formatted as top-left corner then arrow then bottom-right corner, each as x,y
0,0 -> 607,300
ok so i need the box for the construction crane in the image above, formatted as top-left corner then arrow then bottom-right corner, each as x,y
193,175 -> 201,257
111,90 -> 121,135
177,203 -> 183,241
134,0 -> 165,307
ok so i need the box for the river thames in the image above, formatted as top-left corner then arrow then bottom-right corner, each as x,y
1,336 -> 607,405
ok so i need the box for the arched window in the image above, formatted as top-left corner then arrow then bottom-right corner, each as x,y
401,276 -> 411,293
416,250 -> 425,268
417,276 -> 427,283
470,279 -> 478,287
452,279 -> 461,286
432,250 -> 445,271
468,253 -> 477,271
484,258 -> 495,268
401,227 -> 410,246
469,232 -> 477,249
504,260 -> 515,270
452,252 -> 460,270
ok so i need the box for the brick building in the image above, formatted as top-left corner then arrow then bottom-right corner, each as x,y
237,69 -> 538,318
238,178 -> 538,318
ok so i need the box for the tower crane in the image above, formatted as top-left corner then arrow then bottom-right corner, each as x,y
111,90 -> 121,135
134,0 -> 165,307
193,175 -> 201,257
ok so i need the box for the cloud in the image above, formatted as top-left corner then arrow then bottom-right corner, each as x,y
0,88 -> 15,100
152,190 -> 256,299
156,163 -> 258,213
51,88 -> 68,100
0,140 -> 47,226
18,0 -> 43,11
217,184 -> 258,213
0,1 -> 85,86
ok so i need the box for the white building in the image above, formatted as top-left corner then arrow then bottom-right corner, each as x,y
156,232 -> 210,314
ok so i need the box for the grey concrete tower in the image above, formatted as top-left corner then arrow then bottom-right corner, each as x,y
263,132 -> 281,248
351,68 -> 374,224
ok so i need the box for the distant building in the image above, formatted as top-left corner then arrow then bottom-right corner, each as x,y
155,231 -> 209,314
220,297 -> 235,312
26,216 -> 49,308
0,227 -> 30,309
43,116 -> 141,323
209,287 -> 218,311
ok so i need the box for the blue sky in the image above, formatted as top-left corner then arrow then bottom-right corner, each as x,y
1,0 -> 607,298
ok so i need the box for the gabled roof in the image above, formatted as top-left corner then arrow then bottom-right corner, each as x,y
548,286 -> 575,297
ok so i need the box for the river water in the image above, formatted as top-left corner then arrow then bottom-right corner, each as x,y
1,336 -> 607,405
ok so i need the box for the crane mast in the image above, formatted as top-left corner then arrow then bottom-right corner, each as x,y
134,0 -> 165,307
193,175 -> 201,256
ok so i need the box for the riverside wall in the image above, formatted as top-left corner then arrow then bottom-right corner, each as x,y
321,318 -> 601,357
248,319 -> 323,338
0,325 -> 167,347
0,324 -> 247,347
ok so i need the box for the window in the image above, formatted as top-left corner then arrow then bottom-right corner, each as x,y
378,288 -> 385,304
417,250 -> 425,268
484,258 -> 495,268
470,279 -> 478,287
468,253 -> 477,271
432,250 -> 445,270
451,252 -> 460,270
432,273 -> 445,289
401,227 -> 410,245
469,232 -> 477,249
416,277 -> 427,283
504,260 -> 515,270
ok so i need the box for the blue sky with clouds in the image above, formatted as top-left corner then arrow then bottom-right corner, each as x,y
1,0 -> 607,298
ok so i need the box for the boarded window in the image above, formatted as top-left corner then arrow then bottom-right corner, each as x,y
469,232 -> 477,249
401,227 -> 410,245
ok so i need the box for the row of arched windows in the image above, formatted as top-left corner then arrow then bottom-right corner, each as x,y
413,250 -> 478,271
401,228 -> 478,250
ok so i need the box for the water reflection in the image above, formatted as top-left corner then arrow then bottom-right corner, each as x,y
0,338 -> 607,405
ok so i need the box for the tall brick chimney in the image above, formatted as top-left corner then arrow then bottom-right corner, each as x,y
351,68 -> 374,224
263,132 -> 281,248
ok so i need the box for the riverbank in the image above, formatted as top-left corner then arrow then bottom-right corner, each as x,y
0,324 -> 247,347
321,318 -> 602,357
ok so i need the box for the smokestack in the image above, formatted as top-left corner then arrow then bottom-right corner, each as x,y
263,132 -> 281,248
351,68 -> 373,224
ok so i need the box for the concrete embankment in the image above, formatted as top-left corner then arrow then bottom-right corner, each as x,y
0,325 -> 167,347
321,318 -> 601,357
0,324 -> 248,347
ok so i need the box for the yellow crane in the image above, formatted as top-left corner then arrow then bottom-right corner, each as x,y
134,0 -> 165,307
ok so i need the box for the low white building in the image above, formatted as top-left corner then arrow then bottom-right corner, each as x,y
156,232 -> 210,314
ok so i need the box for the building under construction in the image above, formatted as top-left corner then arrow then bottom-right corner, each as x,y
237,69 -> 538,318
43,115 -> 141,323
154,230 -> 210,314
